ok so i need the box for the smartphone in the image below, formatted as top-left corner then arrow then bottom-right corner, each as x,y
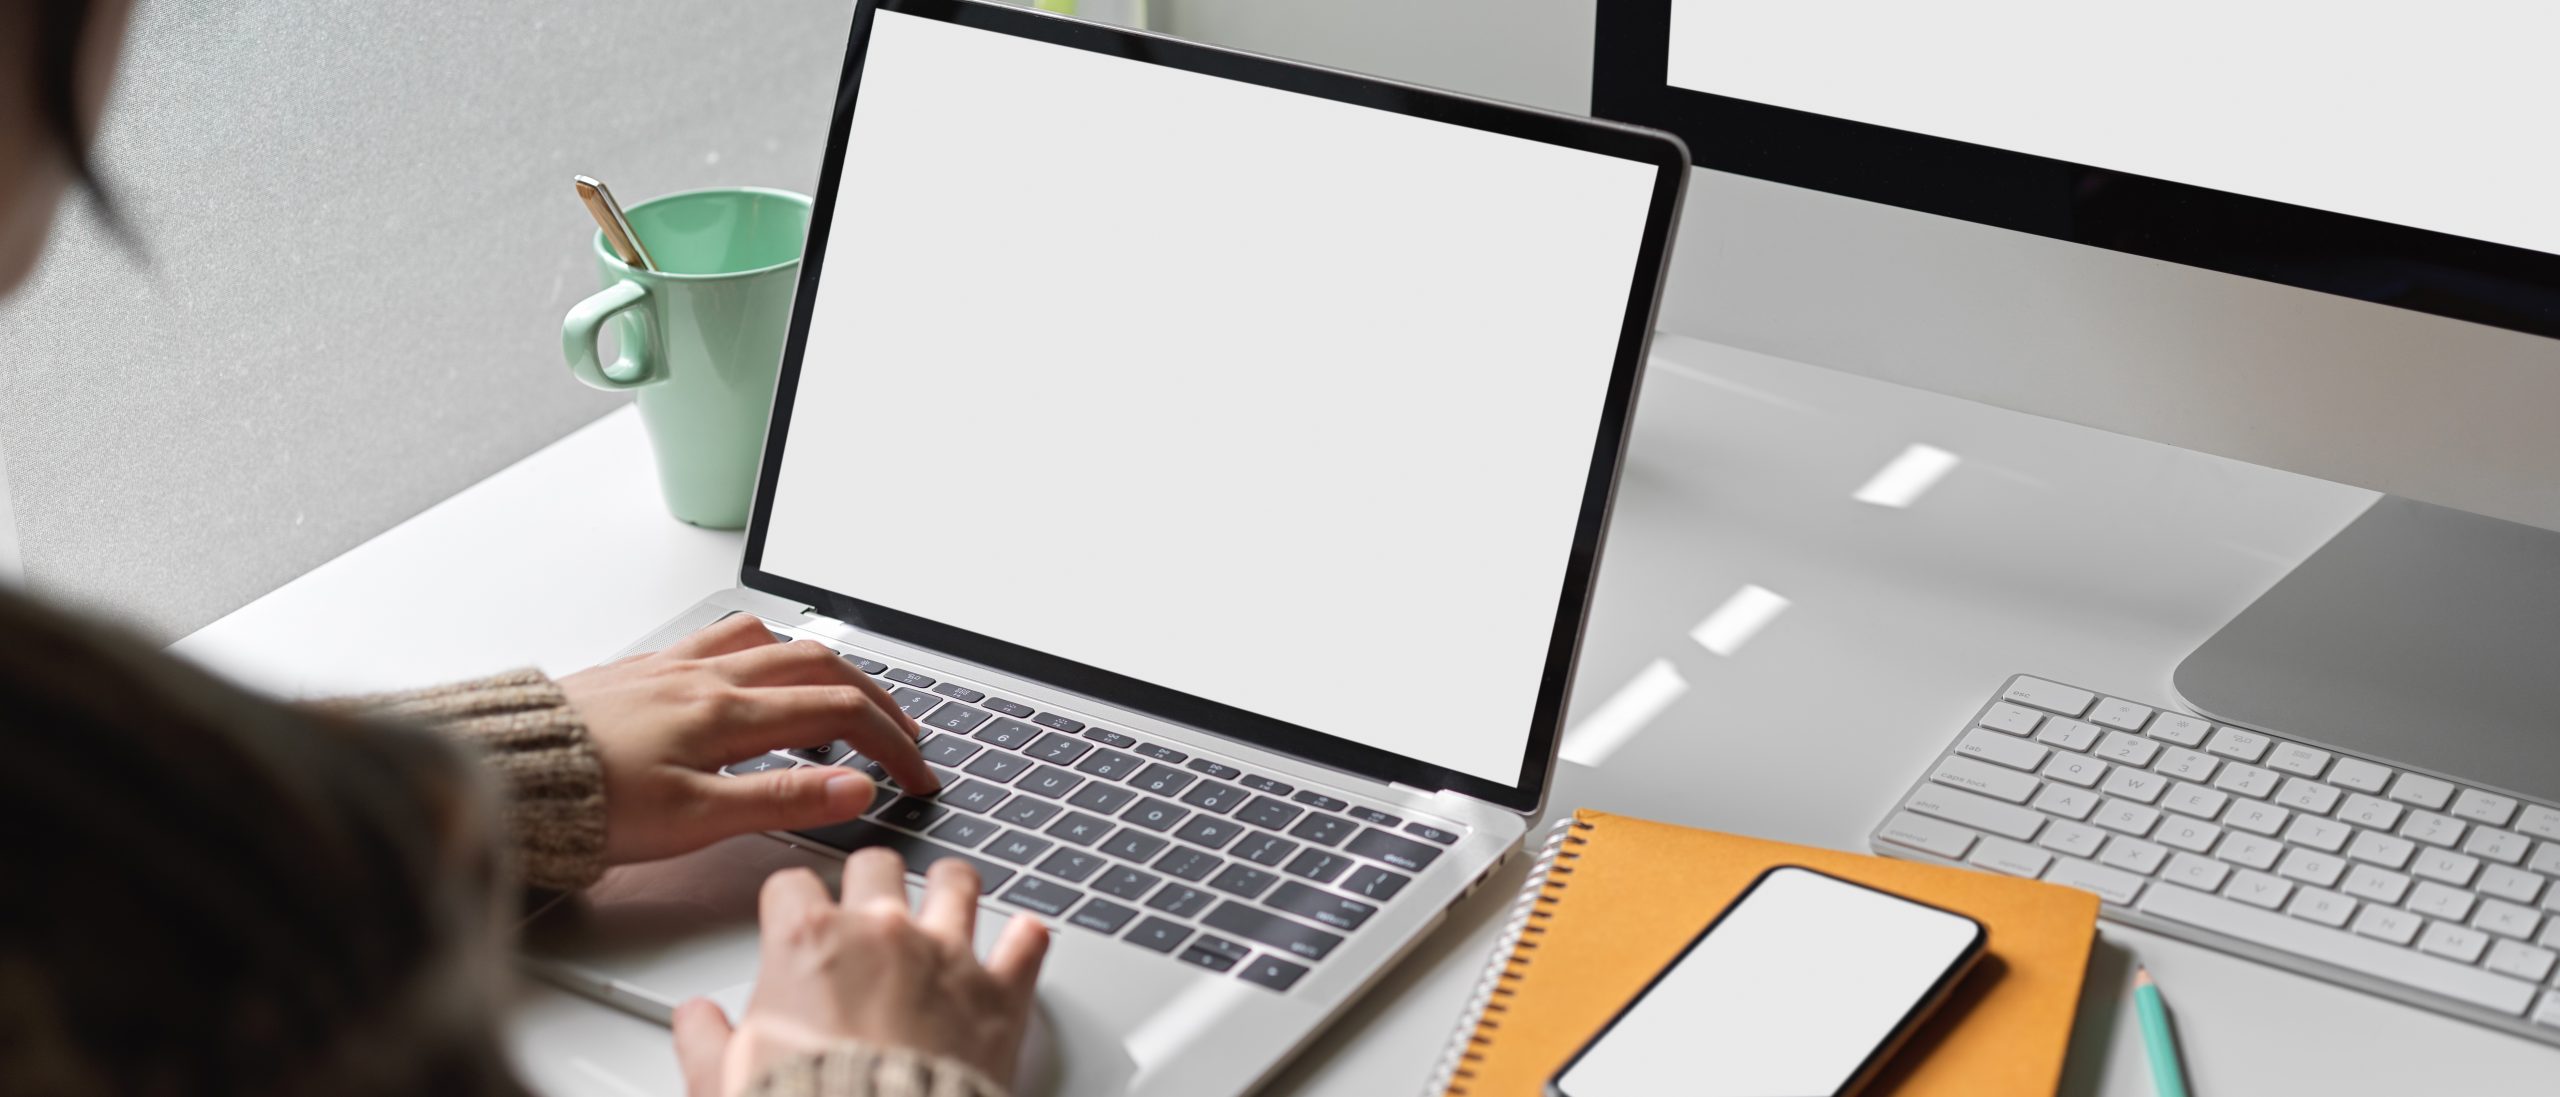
1548,865 -> 1987,1097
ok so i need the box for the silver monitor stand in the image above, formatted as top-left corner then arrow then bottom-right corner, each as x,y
2176,496 -> 2560,804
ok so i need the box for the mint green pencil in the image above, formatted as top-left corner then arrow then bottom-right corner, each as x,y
2133,967 -> 2191,1097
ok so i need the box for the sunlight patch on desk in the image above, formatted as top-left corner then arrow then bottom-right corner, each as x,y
1853,443 -> 1961,508
1690,584 -> 1790,657
1651,357 -> 1821,414
1561,658 -> 1688,767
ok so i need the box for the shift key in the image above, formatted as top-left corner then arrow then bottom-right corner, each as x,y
1905,785 -> 2046,841
1203,901 -> 1344,962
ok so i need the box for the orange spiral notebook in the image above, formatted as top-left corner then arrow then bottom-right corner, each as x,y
1426,810 -> 2100,1097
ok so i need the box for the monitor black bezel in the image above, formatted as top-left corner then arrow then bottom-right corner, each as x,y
740,0 -> 1690,814
1593,0 -> 2560,341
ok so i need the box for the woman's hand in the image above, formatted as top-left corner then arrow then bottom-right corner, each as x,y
672,852 -> 1051,1095
558,614 -> 939,866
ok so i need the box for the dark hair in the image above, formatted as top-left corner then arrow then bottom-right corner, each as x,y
32,0 -> 128,237
0,590 -> 530,1097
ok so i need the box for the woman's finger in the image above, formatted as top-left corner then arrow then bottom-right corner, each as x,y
664,613 -> 786,660
685,767 -> 875,843
713,686 -> 939,793
840,847 -> 909,912
756,866 -> 835,947
706,641 -> 921,738
916,857 -> 981,947
671,998 -> 735,1097
985,913 -> 1052,999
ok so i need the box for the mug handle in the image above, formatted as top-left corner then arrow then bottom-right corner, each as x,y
563,280 -> 661,390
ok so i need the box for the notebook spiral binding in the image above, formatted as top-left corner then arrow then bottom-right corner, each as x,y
1422,814 -> 1596,1097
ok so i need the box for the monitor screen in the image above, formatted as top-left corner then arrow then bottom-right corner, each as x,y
1666,0 -> 2558,257
758,7 -> 1663,787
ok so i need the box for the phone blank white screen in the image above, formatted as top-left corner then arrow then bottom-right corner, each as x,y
1556,869 -> 1979,1097
1670,0 -> 2560,256
762,11 -> 1658,784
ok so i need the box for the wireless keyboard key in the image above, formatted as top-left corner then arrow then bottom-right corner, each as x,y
2140,885 -> 2536,1015
1204,901 -> 1343,962
1341,865 -> 1410,902
788,819 -> 1012,895
1069,898 -> 1138,935
2001,676 -> 2094,716
1237,954 -> 1308,992
1000,877 -> 1081,917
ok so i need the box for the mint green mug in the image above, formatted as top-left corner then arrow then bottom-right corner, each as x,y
562,187 -> 811,529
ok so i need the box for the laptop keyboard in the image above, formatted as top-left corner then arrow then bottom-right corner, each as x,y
720,631 -> 1468,994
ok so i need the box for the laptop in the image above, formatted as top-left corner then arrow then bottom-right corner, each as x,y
521,1 -> 1686,1092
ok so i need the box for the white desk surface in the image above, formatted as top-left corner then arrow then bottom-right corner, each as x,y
176,332 -> 2559,1095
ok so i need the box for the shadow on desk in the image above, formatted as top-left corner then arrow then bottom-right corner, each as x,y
2059,939 -> 2140,1097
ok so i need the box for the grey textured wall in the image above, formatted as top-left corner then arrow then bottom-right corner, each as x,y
0,0 -> 859,639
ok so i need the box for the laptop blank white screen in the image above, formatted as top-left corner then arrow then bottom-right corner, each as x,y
762,9 -> 1657,785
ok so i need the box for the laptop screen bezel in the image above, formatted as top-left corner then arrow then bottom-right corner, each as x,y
739,0 -> 1688,814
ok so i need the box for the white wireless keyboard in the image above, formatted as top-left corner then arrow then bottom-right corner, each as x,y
1873,675 -> 2560,1047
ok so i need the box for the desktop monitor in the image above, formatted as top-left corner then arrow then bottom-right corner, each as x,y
1593,1 -> 2560,798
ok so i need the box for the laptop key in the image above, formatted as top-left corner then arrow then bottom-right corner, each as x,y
1179,781 -> 1250,814
1076,748 -> 1144,781
964,752 -> 1034,783
1125,917 -> 1191,954
888,687 -> 941,719
792,741 -> 852,765
1130,763 -> 1196,796
882,669 -> 935,688
840,653 -> 889,675
919,735 -> 981,766
1208,864 -> 1279,899
1039,849 -> 1107,883
1157,847 -> 1223,882
840,755 -> 891,784
1341,865 -> 1411,903
1070,898 -> 1138,934
788,819 -> 1012,895
1237,797 -> 1303,831
1203,901 -> 1344,962
1016,765 -> 1084,799
1187,759 -> 1243,781
1289,815 -> 1359,847
1347,807 -> 1402,827
1284,849 -> 1352,884
875,797 -> 949,833
1239,775 -> 1295,796
930,816 -> 1001,849
724,753 -> 796,776
986,831 -> 1054,866
1179,935 -> 1251,973
1148,885 -> 1216,918
994,798 -> 1062,829
1046,811 -> 1115,846
999,877 -> 1081,917
924,703 -> 993,735
1103,829 -> 1171,862
1234,833 -> 1301,867
1032,712 -> 1086,734
1025,733 -> 1092,764
1068,783 -> 1138,814
974,718 -> 1041,749
1080,726 -> 1135,747
1175,816 -> 1245,850
1403,822 -> 1460,845
932,682 -> 985,703
938,780 -> 1011,814
1237,954 -> 1309,992
1292,791 -> 1350,812
1135,743 -> 1188,763
1122,798 -> 1191,833
1265,880 -> 1377,931
1093,866 -> 1161,901
1344,828 -> 1442,872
